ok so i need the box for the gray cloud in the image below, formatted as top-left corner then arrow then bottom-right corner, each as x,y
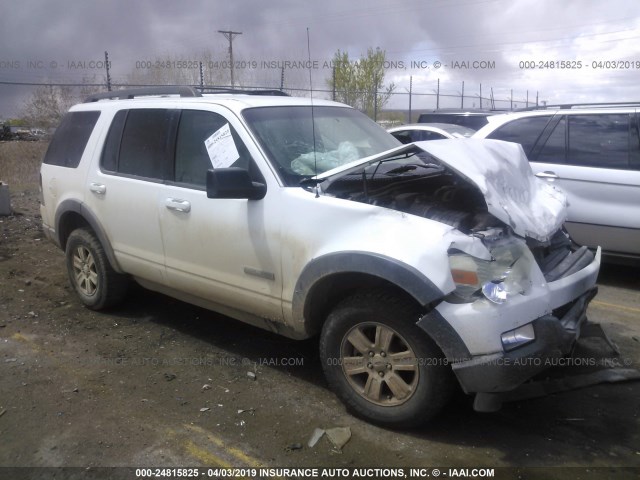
1,0 -> 639,117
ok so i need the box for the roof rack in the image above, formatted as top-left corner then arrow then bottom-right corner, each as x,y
84,86 -> 202,103
422,108 -> 506,113
517,101 -> 640,111
197,87 -> 289,96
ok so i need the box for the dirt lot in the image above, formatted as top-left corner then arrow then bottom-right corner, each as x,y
1,141 -> 639,480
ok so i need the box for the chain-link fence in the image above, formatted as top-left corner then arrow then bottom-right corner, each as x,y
1,76 -> 540,128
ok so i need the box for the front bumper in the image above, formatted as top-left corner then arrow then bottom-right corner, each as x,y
451,286 -> 597,394
418,246 -> 601,397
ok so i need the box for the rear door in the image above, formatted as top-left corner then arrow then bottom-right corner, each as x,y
529,112 -> 640,256
84,108 -> 177,283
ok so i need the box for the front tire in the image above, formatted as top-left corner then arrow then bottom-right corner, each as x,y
320,292 -> 454,428
65,228 -> 129,310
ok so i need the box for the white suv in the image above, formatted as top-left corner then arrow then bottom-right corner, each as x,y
40,87 -> 601,427
474,105 -> 640,261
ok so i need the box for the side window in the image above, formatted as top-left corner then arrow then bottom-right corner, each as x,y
391,130 -> 413,145
174,110 -> 254,188
416,130 -> 446,141
118,109 -> 175,179
536,116 -> 567,164
568,114 -> 630,169
487,116 -> 551,155
631,112 -> 640,169
101,110 -> 127,172
43,111 -> 101,168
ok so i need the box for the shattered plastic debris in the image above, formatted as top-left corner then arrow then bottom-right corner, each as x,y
201,384 -> 212,391
247,371 -> 256,381
199,407 -> 210,412
237,409 -> 255,415
307,428 -> 325,448
325,427 -> 351,451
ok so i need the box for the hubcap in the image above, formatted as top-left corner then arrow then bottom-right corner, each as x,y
340,322 -> 419,406
72,246 -> 98,297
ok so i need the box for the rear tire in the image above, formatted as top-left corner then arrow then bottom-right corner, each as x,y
320,291 -> 454,428
65,228 -> 129,310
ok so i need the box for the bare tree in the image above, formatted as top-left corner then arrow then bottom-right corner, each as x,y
22,85 -> 74,129
21,76 -> 104,129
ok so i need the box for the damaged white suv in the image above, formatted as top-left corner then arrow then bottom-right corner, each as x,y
40,87 -> 601,427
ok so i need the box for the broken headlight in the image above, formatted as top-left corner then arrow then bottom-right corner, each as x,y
448,235 -> 534,304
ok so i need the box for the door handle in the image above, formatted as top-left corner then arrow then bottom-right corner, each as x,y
89,183 -> 106,195
535,171 -> 559,180
165,198 -> 191,213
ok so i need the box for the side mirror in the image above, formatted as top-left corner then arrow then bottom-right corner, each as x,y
206,168 -> 267,200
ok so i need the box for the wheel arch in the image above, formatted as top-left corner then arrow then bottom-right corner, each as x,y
55,199 -> 123,273
293,252 -> 445,337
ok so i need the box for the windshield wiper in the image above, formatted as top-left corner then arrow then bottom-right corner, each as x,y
386,163 -> 441,174
299,176 -> 321,187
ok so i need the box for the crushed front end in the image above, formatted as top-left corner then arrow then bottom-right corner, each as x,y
316,139 -> 602,410
419,226 -> 600,411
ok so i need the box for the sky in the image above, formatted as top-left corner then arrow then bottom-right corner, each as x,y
1,0 -> 640,118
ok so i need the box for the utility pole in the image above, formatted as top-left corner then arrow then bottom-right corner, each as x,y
218,30 -> 242,88
332,66 -> 336,101
408,76 -> 412,123
104,51 -> 112,91
373,74 -> 378,121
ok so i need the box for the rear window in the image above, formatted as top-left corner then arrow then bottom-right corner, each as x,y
487,116 -> 552,155
43,111 -> 101,168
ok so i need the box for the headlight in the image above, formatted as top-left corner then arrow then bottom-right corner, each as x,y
448,235 -> 533,304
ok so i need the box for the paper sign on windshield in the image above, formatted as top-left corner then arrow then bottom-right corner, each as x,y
204,123 -> 239,168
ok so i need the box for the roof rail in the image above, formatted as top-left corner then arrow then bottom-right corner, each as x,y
421,108 -> 506,113
84,86 -> 202,102
517,101 -> 640,111
197,87 -> 289,96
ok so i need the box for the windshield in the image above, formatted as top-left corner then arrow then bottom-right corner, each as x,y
243,106 -> 400,186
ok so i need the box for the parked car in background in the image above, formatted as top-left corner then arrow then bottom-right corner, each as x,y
474,104 -> 640,261
417,109 -> 502,130
388,123 -> 475,144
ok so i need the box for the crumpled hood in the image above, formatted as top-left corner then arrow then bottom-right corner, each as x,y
316,138 -> 567,242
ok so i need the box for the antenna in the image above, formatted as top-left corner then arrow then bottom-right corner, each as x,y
306,28 -> 319,197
